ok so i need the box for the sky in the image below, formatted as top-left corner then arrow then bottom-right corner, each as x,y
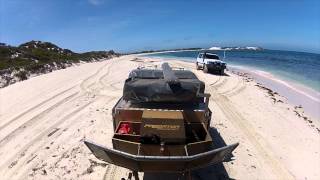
1,0 -> 319,53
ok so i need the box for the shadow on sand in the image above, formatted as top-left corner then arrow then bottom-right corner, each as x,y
142,127 -> 234,180
206,71 -> 230,77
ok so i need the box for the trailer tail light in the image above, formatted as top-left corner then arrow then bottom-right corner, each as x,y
118,123 -> 131,134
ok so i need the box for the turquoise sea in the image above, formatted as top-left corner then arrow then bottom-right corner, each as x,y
143,50 -> 320,92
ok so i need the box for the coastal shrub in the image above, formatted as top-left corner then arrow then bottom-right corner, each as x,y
0,40 -> 120,87
0,40 -> 119,71
15,70 -> 28,80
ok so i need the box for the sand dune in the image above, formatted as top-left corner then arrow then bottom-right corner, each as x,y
0,55 -> 319,180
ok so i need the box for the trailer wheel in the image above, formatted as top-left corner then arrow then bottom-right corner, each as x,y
203,65 -> 208,73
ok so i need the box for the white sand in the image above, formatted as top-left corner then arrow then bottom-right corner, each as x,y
0,55 -> 319,180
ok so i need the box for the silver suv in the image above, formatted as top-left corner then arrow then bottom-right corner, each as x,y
196,52 -> 226,75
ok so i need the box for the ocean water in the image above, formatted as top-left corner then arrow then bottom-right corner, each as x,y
143,50 -> 320,92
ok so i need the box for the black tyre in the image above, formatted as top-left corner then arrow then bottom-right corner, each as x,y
196,62 -> 200,70
220,69 -> 224,75
203,64 -> 208,73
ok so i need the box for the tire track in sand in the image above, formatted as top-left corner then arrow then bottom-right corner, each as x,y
0,100 -> 94,174
0,92 -> 79,146
1,60 -> 114,164
224,84 -> 246,97
14,58 -> 126,179
80,60 -> 113,92
210,89 -> 294,180
0,85 -> 78,132
81,57 -> 124,95
98,57 -> 129,89
12,96 -> 116,180
216,76 -> 246,97
0,58 -> 122,179
174,60 -> 293,179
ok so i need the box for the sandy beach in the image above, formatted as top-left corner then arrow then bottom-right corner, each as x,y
0,55 -> 319,180
228,66 -> 320,120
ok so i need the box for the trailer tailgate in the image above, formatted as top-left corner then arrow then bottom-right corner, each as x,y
84,140 -> 238,172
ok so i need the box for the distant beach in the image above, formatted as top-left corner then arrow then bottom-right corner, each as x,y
142,50 -> 320,120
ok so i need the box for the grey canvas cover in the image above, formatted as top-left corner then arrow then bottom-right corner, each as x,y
123,69 -> 205,103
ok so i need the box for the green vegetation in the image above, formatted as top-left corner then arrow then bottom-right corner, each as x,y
0,40 -> 119,87
0,41 -> 118,71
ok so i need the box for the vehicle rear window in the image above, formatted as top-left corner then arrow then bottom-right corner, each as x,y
205,54 -> 219,60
